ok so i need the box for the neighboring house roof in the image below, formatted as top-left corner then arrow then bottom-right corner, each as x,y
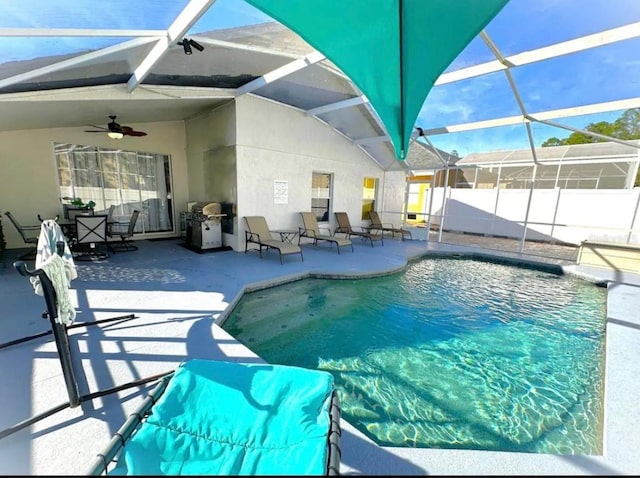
404,140 -> 459,171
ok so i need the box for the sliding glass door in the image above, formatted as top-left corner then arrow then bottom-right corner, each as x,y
54,143 -> 173,234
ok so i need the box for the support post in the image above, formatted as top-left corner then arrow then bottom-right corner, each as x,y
438,167 -> 450,243
519,164 -> 538,253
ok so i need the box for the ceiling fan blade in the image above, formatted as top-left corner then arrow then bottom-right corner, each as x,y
124,130 -> 148,137
122,126 -> 147,136
83,118 -> 147,137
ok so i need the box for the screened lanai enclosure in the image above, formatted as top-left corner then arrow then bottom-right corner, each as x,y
0,0 -> 639,260
403,140 -> 640,256
453,141 -> 640,191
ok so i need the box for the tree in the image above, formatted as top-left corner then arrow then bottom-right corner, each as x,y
541,108 -> 640,146
541,137 -> 563,147
613,108 -> 640,139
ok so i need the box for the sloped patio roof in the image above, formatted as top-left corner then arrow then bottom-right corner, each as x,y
1,0 -> 639,171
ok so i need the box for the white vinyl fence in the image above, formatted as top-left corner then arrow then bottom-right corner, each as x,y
420,187 -> 640,245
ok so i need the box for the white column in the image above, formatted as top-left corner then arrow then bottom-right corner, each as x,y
426,174 -> 436,244
519,165 -> 538,253
550,186 -> 562,242
627,188 -> 640,244
438,168 -> 450,243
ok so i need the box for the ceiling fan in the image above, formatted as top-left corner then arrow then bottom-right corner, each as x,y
84,115 -> 147,139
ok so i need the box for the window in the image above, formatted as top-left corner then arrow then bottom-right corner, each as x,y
55,143 -> 173,234
311,172 -> 332,222
362,177 -> 377,219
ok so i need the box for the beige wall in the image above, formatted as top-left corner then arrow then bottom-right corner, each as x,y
0,121 -> 188,249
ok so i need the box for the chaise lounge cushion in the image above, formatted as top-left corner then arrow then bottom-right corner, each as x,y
109,359 -> 335,475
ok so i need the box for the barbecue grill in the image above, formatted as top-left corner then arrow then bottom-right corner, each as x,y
185,202 -> 226,250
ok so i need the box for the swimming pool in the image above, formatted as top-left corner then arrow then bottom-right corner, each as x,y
222,257 -> 607,454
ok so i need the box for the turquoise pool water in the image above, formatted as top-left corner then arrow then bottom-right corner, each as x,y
222,257 -> 607,454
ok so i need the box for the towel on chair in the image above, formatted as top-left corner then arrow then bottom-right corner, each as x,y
30,219 -> 78,325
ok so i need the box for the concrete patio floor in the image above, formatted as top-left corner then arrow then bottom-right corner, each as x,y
0,233 -> 638,475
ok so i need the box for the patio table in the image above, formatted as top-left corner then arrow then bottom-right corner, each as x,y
272,229 -> 298,244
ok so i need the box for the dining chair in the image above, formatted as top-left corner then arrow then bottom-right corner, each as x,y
4,211 -> 40,260
74,214 -> 110,261
108,210 -> 140,252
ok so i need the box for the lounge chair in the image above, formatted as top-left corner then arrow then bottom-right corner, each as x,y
368,211 -> 412,241
334,212 -> 383,247
299,212 -> 353,254
88,359 -> 341,475
244,216 -> 303,263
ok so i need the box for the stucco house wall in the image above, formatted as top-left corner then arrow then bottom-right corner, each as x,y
0,95 -> 409,252
231,94 -> 405,251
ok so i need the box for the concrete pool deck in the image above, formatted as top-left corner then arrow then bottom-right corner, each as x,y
0,234 -> 638,475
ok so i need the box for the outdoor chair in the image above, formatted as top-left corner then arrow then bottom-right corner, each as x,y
334,212 -> 383,247
107,210 -> 140,252
74,214 -> 110,261
87,359 -> 341,475
105,205 -> 116,231
299,212 -> 353,254
368,210 -> 412,241
4,211 -> 40,260
244,216 -> 303,263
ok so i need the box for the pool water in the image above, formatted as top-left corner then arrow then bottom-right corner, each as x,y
222,257 -> 607,454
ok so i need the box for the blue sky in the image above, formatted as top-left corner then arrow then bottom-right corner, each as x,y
0,0 -> 638,157
420,0 -> 640,156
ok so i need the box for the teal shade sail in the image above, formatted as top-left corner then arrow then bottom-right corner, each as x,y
244,0 -> 509,160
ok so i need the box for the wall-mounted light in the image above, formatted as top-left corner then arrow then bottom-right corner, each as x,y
188,39 -> 204,51
178,38 -> 205,55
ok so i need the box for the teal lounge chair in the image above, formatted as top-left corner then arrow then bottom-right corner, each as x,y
88,359 -> 341,476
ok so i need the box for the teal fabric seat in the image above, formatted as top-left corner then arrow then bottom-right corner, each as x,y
107,360 -> 337,476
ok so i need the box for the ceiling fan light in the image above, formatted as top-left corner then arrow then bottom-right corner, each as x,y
108,131 -> 124,139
